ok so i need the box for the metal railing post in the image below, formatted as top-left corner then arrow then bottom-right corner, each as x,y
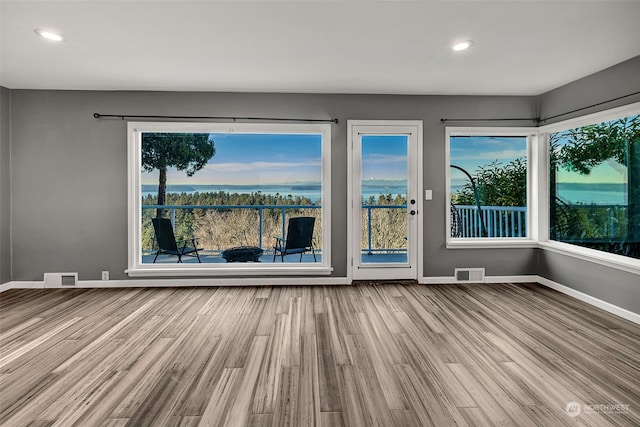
281,207 -> 286,242
517,210 -> 523,237
367,206 -> 373,255
258,207 -> 264,249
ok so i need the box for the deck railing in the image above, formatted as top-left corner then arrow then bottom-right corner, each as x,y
143,204 -> 321,250
148,203 -> 631,250
454,204 -> 629,238
454,205 -> 527,238
362,204 -> 406,254
143,203 -> 411,255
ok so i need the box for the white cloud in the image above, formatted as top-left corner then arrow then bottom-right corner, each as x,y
363,154 -> 407,164
452,150 -> 526,161
203,159 -> 321,172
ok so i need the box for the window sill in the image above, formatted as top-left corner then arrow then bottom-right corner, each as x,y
446,238 -> 537,249
126,265 -> 333,277
538,241 -> 640,275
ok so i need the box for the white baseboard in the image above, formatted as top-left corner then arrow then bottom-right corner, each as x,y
536,276 -> 640,325
420,275 -> 537,285
485,275 -> 539,283
0,277 -> 350,291
3,275 -> 638,325
0,281 -> 45,292
420,274 -> 639,325
420,276 -> 458,284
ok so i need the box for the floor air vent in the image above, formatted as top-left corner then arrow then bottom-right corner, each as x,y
44,273 -> 78,288
454,268 -> 485,283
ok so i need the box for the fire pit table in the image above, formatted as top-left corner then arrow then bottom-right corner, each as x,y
221,246 -> 264,262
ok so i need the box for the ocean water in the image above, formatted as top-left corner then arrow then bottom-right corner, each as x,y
143,183 -> 628,206
142,184 -> 322,201
450,183 -> 627,206
142,184 -> 408,202
555,183 -> 627,205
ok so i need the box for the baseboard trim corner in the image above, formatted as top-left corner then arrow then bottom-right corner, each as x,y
420,274 -> 639,325
0,281 -> 45,292
536,276 -> 640,325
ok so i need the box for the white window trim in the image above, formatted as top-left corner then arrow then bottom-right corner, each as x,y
445,127 -> 538,248
346,120 -> 424,281
538,240 -> 640,275
125,121 -> 332,277
538,102 -> 640,275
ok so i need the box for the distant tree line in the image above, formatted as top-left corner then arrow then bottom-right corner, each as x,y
143,190 -> 316,208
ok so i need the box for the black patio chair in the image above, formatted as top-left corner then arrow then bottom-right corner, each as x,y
151,218 -> 201,263
273,217 -> 317,262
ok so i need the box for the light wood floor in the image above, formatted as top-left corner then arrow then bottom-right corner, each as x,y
1,283 -> 639,426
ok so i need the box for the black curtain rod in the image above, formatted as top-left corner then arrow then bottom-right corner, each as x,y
440,91 -> 640,126
93,113 -> 338,124
440,118 -> 538,124
538,91 -> 640,123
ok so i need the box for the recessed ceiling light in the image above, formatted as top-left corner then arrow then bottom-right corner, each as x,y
35,28 -> 65,42
452,40 -> 473,51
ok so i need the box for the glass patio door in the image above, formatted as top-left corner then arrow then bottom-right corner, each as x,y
349,122 -> 421,280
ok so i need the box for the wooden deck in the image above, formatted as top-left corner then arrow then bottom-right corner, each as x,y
1,282 -> 639,426
143,252 -> 407,264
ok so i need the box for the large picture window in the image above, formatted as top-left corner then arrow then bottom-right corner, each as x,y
547,113 -> 639,260
446,128 -> 534,246
127,122 -> 331,276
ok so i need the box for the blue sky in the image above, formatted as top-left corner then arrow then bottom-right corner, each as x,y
554,132 -> 627,184
450,136 -> 527,187
142,133 -> 322,185
451,134 -> 628,186
142,132 -> 411,185
142,131 -> 625,188
361,135 -> 408,181
551,115 -> 637,184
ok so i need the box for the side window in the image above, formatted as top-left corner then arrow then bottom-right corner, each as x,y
447,131 -> 530,242
548,114 -> 639,260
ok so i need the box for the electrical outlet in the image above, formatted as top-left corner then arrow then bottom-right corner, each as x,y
101,271 -> 109,281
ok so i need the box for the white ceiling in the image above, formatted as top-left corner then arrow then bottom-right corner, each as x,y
1,1 -> 639,95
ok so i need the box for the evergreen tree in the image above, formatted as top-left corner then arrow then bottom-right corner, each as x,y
141,133 -> 215,218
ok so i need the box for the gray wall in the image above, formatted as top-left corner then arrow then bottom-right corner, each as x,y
0,87 -> 10,283
538,56 -> 640,123
6,56 -> 637,298
8,90 -> 538,281
537,56 -> 640,314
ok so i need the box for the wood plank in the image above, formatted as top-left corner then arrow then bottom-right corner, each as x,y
314,312 -> 343,412
271,366 -> 300,427
223,335 -> 269,426
0,283 -> 638,426
297,334 -> 321,426
0,317 -> 82,368
199,368 -> 243,427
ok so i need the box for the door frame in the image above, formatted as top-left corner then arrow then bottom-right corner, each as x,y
347,120 -> 423,282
